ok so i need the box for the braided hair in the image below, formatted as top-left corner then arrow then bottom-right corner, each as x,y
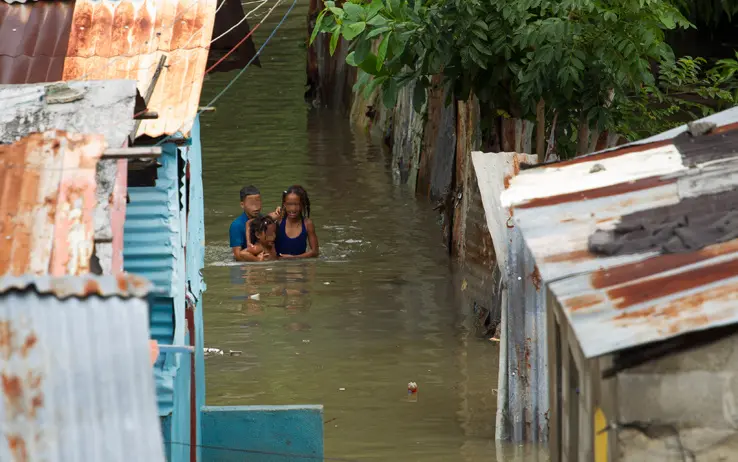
282,185 -> 311,219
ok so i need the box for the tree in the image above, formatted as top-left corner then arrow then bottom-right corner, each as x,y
312,0 -> 738,157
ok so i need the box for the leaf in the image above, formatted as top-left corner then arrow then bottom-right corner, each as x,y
377,32 -> 392,71
368,14 -> 389,26
366,25 -> 391,39
343,2 -> 364,21
382,78 -> 399,108
343,22 -> 367,40
309,10 -> 327,45
328,6 -> 345,18
354,38 -> 372,64
358,53 -> 381,75
475,20 -> 489,31
330,28 -> 340,55
346,51 -> 358,66
471,38 -> 493,57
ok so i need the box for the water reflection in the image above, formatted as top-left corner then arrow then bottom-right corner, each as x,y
199,2 -> 547,460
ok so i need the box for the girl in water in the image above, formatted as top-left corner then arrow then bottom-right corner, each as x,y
276,185 -> 319,259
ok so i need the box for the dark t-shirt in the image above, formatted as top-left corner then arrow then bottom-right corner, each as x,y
229,213 -> 261,249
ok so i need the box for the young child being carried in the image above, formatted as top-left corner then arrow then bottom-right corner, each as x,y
244,215 -> 278,261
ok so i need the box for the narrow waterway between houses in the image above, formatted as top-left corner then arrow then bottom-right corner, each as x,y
199,3 -> 544,461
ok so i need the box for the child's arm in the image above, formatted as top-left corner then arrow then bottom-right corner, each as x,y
279,219 -> 319,259
233,247 -> 264,262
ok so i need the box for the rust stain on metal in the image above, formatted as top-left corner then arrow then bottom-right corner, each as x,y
613,307 -> 657,320
591,238 -> 738,290
503,175 -> 512,189
566,294 -> 605,312
3,0 -> 218,137
7,435 -> 26,462
0,319 -> 45,460
516,175 -> 676,209
20,334 -> 36,358
0,131 -> 105,277
529,266 -> 542,290
544,249 -> 592,264
540,140 -> 673,168
607,256 -> 738,310
0,321 -> 13,360
83,279 -> 100,296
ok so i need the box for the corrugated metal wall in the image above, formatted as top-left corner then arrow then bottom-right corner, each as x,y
184,116 -> 207,460
123,142 -> 186,417
0,276 -> 165,462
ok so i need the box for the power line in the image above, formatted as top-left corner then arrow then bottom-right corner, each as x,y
155,0 -> 297,146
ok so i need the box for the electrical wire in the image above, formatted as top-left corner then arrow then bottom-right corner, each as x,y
210,0 -> 268,44
155,0 -> 296,146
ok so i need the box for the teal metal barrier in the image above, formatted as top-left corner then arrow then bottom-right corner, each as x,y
200,405 -> 324,462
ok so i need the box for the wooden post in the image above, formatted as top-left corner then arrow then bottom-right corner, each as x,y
130,55 -> 167,142
536,99 -> 546,163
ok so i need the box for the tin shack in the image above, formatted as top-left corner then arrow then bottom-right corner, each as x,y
0,0 -> 323,460
501,110 -> 738,461
0,273 -> 164,462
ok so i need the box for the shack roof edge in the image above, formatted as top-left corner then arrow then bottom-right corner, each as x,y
0,274 -> 153,299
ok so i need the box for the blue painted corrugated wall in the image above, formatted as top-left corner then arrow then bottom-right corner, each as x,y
124,142 -> 186,418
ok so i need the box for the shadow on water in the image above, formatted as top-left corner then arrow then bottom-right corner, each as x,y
199,2 -> 548,461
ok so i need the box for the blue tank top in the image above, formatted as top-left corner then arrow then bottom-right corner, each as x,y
276,218 -> 308,256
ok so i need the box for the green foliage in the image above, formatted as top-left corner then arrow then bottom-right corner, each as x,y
310,0 -> 738,144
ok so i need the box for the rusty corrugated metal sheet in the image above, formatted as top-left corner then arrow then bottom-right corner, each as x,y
0,272 -> 152,298
472,150 -> 548,443
502,110 -> 738,358
0,0 -> 75,84
0,0 -> 218,138
63,0 -> 218,138
0,274 -> 165,462
0,130 -> 105,277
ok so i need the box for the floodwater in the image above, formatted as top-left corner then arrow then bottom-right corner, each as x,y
200,3 -> 546,461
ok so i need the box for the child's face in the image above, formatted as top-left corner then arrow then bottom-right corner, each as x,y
257,223 -> 276,246
241,194 -> 262,218
283,193 -> 301,219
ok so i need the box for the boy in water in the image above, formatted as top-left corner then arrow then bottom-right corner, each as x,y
229,185 -> 279,262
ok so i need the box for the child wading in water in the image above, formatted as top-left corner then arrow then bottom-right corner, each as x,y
245,216 -> 278,261
276,185 -> 319,259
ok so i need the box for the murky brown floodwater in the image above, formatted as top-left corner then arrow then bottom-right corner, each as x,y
200,3 -> 546,461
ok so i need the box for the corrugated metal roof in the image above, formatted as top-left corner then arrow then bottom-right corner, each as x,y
0,130 -> 106,277
0,0 -> 219,138
502,113 -> 738,358
0,275 -> 165,462
0,1 -> 75,84
63,0 -> 218,138
0,273 -> 152,298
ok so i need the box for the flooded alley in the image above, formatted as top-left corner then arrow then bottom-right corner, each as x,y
199,3 -> 542,461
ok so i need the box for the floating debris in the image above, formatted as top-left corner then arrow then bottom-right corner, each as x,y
338,387 -> 346,391
408,382 -> 418,402
204,347 -> 224,356
249,293 -> 261,300
229,350 -> 242,356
